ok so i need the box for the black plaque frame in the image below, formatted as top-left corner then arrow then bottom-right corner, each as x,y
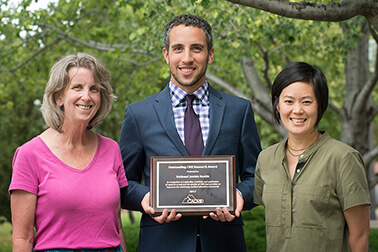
150,155 -> 235,216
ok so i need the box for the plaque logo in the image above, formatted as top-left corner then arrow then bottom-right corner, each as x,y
182,194 -> 204,204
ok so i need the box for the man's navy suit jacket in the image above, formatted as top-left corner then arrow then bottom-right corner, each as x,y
119,84 -> 261,252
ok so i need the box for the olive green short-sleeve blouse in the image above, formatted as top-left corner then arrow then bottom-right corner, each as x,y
254,132 -> 370,252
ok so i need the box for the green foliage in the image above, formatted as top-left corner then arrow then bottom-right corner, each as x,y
121,211 -> 141,252
242,206 -> 267,251
0,0 -> 361,219
0,218 -> 12,252
242,205 -> 265,221
318,107 -> 341,140
370,228 -> 378,251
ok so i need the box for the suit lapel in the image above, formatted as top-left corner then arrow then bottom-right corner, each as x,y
204,85 -> 225,155
153,86 -> 188,156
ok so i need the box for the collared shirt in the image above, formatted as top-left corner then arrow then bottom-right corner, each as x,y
254,132 -> 370,252
169,81 -> 210,146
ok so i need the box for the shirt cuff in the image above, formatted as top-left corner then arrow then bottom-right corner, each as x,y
236,188 -> 243,199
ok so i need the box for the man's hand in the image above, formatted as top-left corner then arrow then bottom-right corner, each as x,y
141,192 -> 155,215
141,192 -> 182,224
204,190 -> 244,222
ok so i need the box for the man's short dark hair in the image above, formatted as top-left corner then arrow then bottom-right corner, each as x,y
164,14 -> 213,51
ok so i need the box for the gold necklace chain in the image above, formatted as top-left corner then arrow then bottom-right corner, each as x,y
287,132 -> 320,157
287,147 -> 302,157
287,143 -> 312,152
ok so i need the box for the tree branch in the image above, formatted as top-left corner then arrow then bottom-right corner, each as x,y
369,22 -> 378,43
122,57 -> 161,67
226,0 -> 378,32
39,23 -> 147,54
369,176 -> 378,190
226,0 -> 366,22
0,30 -> 48,58
206,71 -> 287,137
239,56 -> 288,137
206,72 -> 250,100
255,42 -> 274,89
269,40 -> 292,65
368,105 -> 378,122
0,39 -> 61,73
240,56 -> 272,110
328,101 -> 348,123
354,32 -> 378,116
363,145 -> 378,167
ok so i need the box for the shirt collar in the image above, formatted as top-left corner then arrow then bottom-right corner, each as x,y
279,131 -> 329,161
169,80 -> 209,107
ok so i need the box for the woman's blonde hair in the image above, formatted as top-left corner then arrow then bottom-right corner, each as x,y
40,53 -> 115,132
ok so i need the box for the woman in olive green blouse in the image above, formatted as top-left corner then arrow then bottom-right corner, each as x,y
254,62 -> 370,252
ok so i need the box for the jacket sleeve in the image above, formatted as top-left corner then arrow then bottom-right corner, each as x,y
236,102 -> 261,210
119,105 -> 149,212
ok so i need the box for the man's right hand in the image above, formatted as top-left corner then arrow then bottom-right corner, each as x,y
141,192 -> 182,224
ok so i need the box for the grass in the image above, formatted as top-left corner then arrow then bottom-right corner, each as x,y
370,228 -> 378,251
121,211 -> 141,252
0,217 -> 12,252
1,209 -> 378,252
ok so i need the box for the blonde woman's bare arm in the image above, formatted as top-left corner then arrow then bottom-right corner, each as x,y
11,190 -> 36,252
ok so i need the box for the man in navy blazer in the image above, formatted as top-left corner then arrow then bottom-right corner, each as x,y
119,14 -> 261,252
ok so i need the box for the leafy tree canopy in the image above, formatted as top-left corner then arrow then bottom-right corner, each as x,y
0,0 -> 363,219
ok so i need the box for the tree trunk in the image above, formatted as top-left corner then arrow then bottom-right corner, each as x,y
340,20 -> 376,218
369,125 -> 376,220
341,22 -> 370,151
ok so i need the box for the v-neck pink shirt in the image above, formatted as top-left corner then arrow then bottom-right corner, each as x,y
9,134 -> 128,250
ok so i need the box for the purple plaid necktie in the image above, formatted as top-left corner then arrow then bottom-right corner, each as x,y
184,94 -> 204,156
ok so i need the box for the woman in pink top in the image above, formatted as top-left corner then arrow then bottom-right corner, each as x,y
9,53 -> 128,252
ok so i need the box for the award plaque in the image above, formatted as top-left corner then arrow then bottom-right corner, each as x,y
150,155 -> 235,216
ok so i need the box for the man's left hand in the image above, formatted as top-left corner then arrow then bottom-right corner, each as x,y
204,190 -> 244,222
